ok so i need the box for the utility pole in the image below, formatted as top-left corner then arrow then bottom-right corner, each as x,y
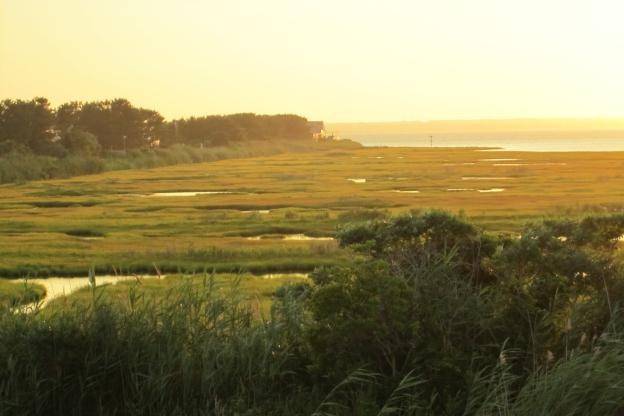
430,135 -> 433,147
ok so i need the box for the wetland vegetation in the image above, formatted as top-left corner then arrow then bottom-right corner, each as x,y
3,98 -> 624,415
5,0 -> 624,412
1,145 -> 624,278
3,211 -> 624,415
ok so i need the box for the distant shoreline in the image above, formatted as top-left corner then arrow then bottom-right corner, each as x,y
327,118 -> 624,135
332,129 -> 624,152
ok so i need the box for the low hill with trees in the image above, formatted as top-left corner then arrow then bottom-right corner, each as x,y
0,97 -> 357,183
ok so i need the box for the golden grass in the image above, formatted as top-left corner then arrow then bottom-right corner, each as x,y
1,147 -> 624,276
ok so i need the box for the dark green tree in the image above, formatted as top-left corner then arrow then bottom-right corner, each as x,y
0,97 -> 55,153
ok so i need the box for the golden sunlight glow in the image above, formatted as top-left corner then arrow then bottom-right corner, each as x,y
1,0 -> 624,121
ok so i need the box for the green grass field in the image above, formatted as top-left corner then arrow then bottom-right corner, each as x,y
1,146 -> 624,279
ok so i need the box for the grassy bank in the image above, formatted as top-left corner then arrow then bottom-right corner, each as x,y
0,139 -> 361,184
0,279 -> 45,307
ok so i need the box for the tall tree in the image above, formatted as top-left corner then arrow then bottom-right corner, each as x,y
0,97 -> 54,152
77,99 -> 163,150
55,101 -> 82,133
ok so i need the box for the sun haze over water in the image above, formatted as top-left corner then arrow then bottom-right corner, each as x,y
1,0 -> 624,122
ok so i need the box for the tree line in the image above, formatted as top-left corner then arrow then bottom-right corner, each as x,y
0,97 -> 313,157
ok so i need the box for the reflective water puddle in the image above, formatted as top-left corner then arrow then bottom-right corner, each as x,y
258,273 -> 309,279
443,162 -> 476,166
148,191 -> 233,197
20,275 -> 161,307
282,234 -> 334,241
15,272 -> 309,310
247,234 -> 334,241
462,177 -> 513,180
479,158 -> 520,162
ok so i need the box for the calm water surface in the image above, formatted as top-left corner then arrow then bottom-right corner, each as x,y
20,274 -> 308,306
348,133 -> 624,151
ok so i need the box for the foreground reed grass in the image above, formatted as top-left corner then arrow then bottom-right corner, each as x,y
2,269 -> 624,415
1,275 -> 317,415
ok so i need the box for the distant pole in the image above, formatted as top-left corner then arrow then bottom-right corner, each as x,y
430,135 -> 433,147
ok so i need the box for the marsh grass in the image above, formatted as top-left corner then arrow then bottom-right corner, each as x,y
2,273 -> 624,415
124,206 -> 169,213
3,147 -> 624,302
28,200 -> 104,208
0,140 -> 360,184
0,275 -> 318,415
0,279 -> 46,307
0,240 -> 347,278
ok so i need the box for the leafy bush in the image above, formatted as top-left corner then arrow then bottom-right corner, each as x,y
338,210 -> 499,283
62,128 -> 100,156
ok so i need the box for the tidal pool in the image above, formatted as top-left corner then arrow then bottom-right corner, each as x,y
347,178 -> 366,183
443,162 -> 476,166
20,275 -> 161,306
247,234 -> 334,241
16,272 -> 309,310
282,234 -> 334,241
258,273 -> 309,279
390,190 -> 420,194
477,188 -> 505,193
462,177 -> 513,180
479,158 -> 520,162
147,191 -> 233,197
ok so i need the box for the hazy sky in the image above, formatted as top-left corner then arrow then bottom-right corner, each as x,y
2,0 -> 624,121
